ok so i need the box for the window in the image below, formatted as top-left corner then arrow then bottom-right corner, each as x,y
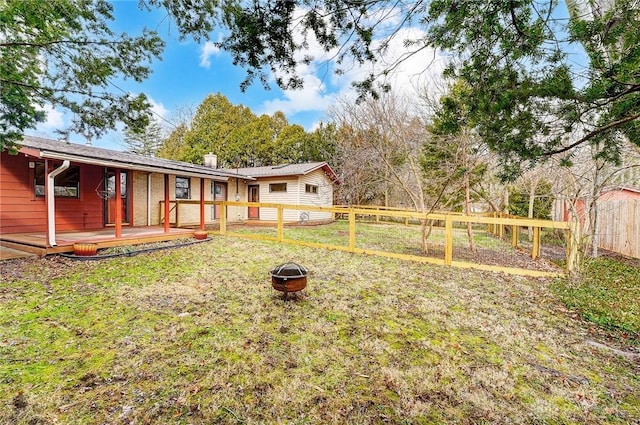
269,183 -> 287,192
175,176 -> 191,199
34,162 -> 80,198
305,184 -> 318,194
212,182 -> 226,200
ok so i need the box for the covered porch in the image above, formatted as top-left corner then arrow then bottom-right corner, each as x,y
0,226 -> 198,259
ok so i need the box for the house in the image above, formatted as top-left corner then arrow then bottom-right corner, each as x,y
223,162 -> 340,222
0,136 -> 339,257
596,187 -> 640,259
553,186 -> 640,259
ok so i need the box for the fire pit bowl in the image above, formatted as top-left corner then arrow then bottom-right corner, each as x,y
270,262 -> 308,295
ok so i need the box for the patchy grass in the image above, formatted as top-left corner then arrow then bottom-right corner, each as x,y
1,237 -> 638,424
232,220 -> 562,273
552,256 -> 640,339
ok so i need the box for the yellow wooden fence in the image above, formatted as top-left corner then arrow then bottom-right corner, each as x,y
211,202 -> 573,277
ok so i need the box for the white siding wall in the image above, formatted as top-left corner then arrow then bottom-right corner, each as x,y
249,171 -> 335,222
297,170 -> 334,221
257,177 -> 300,221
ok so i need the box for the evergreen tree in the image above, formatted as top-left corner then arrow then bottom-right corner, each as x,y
1,0 -> 163,153
123,121 -> 164,156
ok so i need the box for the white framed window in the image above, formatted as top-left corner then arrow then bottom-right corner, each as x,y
305,184 -> 318,194
175,176 -> 191,199
269,183 -> 287,192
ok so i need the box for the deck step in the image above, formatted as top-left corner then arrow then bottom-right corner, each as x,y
0,245 -> 39,260
0,241 -> 46,258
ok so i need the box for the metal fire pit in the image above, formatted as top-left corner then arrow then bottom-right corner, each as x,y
270,262 -> 308,297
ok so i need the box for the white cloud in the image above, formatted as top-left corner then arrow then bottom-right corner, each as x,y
259,63 -> 336,117
148,96 -> 169,123
257,7 -> 448,126
38,104 -> 65,129
199,41 -> 221,68
329,26 -> 448,102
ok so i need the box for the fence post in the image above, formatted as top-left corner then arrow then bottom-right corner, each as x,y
512,225 -> 518,248
492,212 -> 498,234
531,227 -> 540,259
219,202 -> 226,234
349,209 -> 356,252
445,214 -> 453,266
277,205 -> 284,242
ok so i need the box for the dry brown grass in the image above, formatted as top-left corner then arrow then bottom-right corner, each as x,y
0,236 -> 638,424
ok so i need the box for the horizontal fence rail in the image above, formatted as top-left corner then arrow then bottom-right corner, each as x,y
210,202 -> 572,277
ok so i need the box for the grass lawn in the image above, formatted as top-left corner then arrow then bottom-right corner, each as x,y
230,220 -> 563,273
1,236 -> 638,424
552,256 -> 640,337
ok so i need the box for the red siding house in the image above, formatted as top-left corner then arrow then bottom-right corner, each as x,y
1,136 -> 253,255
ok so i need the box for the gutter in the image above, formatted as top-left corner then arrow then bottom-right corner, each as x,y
47,160 -> 70,246
38,151 -> 255,181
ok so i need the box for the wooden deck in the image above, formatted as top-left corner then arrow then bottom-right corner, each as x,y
0,226 -> 197,259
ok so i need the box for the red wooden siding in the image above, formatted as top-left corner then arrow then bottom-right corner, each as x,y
1,151 -> 105,234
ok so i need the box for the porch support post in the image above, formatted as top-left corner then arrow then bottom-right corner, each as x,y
46,159 -> 70,246
164,174 -> 170,233
199,178 -> 205,230
114,169 -> 122,238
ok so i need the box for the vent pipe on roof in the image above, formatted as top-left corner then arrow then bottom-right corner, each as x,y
204,153 -> 217,169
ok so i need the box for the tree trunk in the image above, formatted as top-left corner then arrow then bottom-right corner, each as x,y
589,163 -> 601,258
527,180 -> 538,241
462,136 -> 475,251
590,201 -> 599,257
566,215 -> 584,275
421,218 -> 436,253
502,187 -> 509,214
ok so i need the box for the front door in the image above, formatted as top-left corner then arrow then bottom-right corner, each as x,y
104,169 -> 129,225
248,185 -> 259,219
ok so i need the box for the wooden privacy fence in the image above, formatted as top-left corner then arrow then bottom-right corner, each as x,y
596,199 -> 640,259
214,202 -> 573,277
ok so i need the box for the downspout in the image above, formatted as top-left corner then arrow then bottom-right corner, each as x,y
47,160 -> 70,246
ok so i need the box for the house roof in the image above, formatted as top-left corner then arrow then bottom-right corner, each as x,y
231,162 -> 340,183
18,136 -> 254,181
603,186 -> 640,194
